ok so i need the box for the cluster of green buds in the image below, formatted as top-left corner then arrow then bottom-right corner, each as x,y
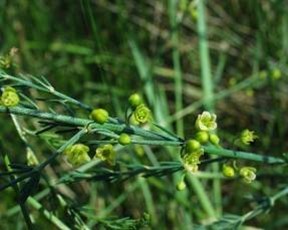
64,144 -> 91,166
259,68 -> 282,81
222,162 -> 257,183
63,142 -> 118,167
181,111 -> 219,174
195,111 -> 220,146
128,93 -> 151,125
0,86 -> 20,107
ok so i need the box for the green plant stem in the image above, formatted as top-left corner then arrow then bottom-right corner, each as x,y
0,106 -> 284,164
197,0 -> 213,110
0,106 -> 179,141
169,0 -> 183,136
242,185 -> 288,224
271,186 -> 288,202
168,74 -> 265,123
197,0 -> 221,216
204,146 -> 284,164
1,151 -> 34,229
27,197 -> 70,230
188,175 -> 217,219
0,129 -> 87,192
0,72 -> 92,111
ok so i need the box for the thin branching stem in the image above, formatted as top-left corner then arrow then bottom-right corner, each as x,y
0,105 -> 285,164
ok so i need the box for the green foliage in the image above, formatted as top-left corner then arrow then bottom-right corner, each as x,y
1,0 -> 288,229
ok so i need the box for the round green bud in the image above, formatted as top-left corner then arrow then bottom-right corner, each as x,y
259,70 -> 268,80
129,93 -> 142,108
186,139 -> 201,152
90,108 -> 109,124
271,68 -> 281,80
4,86 -> 17,92
195,131 -> 209,143
134,144 -> 145,157
209,134 -> 220,146
118,133 -> 131,145
1,86 -> 20,107
222,164 -> 235,178
176,180 -> 186,191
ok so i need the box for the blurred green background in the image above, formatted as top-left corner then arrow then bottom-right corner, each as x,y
1,0 -> 288,229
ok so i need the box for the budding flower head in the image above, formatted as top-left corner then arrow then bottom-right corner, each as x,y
209,133 -> 220,146
195,111 -> 217,132
259,70 -> 268,80
132,104 -> 151,124
239,166 -> 257,183
64,144 -> 90,166
94,144 -> 116,166
118,133 -> 131,145
271,68 -> 281,80
176,180 -> 186,191
185,139 -> 201,152
222,164 -> 235,178
195,131 -> 209,144
240,129 -> 257,145
1,86 -> 20,107
90,108 -> 109,124
129,93 -> 142,109
182,148 -> 204,173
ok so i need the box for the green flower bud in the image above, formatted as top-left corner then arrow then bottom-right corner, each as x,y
118,133 -> 131,145
259,70 -> 268,80
190,8 -> 198,21
239,166 -> 256,183
64,143 -> 90,166
195,111 -> 217,132
271,68 -> 281,80
90,108 -> 109,124
94,144 -> 116,166
134,144 -> 145,157
209,133 -> 220,146
186,139 -> 201,152
222,164 -> 235,178
195,131 -> 209,143
1,86 -> 20,107
129,93 -> 142,108
133,104 -> 151,124
176,180 -> 186,191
